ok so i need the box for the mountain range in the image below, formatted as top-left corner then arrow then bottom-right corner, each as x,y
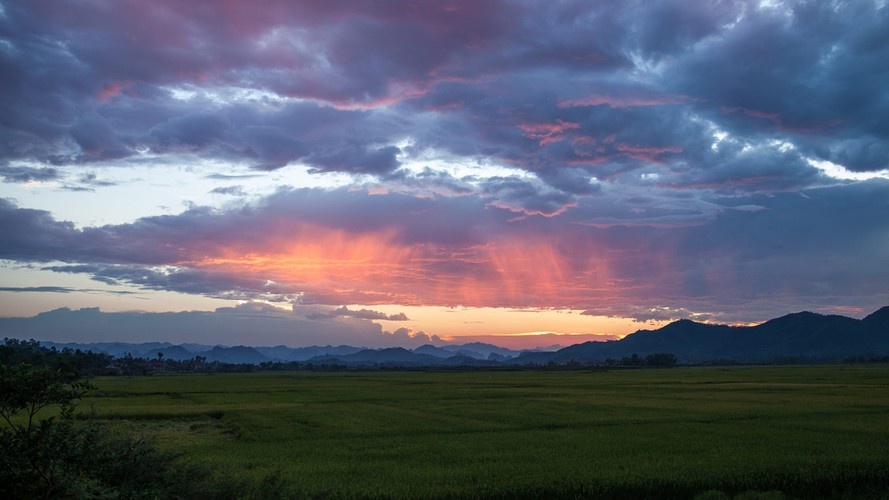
31,306 -> 889,366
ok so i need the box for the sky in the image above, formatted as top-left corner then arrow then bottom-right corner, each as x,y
1,0 -> 888,349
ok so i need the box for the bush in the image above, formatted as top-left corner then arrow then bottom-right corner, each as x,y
0,363 -> 244,499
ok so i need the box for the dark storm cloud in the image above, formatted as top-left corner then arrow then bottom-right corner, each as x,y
3,0 -> 886,184
306,145 -> 402,175
665,1 -> 889,172
0,0 -> 506,170
481,177 -> 579,217
0,198 -> 79,261
148,113 -> 231,151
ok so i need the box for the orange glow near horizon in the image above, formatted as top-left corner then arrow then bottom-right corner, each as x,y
367,304 -> 669,349
190,223 -> 617,310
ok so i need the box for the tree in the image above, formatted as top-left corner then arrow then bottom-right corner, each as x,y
645,352 -> 678,367
0,338 -> 271,497
0,364 -> 95,497
620,353 -> 643,366
0,361 -> 238,498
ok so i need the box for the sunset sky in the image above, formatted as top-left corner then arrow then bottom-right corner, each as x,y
1,0 -> 888,349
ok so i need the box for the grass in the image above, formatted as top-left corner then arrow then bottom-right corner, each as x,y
82,365 -> 889,498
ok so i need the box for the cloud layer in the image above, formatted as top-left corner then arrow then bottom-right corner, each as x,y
1,0 -> 888,327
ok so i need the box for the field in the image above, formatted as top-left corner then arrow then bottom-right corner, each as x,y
82,365 -> 889,499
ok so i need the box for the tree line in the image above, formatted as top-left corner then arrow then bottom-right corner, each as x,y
605,352 -> 678,367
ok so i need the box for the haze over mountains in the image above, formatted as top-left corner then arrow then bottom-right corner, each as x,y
17,306 -> 889,366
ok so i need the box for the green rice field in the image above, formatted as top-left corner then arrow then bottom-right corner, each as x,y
82,365 -> 889,498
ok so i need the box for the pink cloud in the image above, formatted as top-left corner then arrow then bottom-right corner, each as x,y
519,119 -> 580,145
96,82 -> 127,103
572,135 -> 598,157
616,143 -> 683,163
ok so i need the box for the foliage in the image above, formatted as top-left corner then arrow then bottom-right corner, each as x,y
604,351 -> 678,367
1,338 -> 113,377
0,346 -> 251,498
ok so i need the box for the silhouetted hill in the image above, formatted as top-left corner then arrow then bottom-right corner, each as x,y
542,308 -> 889,364
745,312 -> 880,360
413,344 -> 455,358
322,347 -> 452,366
202,345 -> 269,364
144,345 -> 196,361
305,347 -> 503,367
254,345 -> 363,361
441,342 -> 517,359
864,306 -> 889,332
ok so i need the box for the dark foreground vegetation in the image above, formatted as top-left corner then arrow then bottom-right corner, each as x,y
0,339 -> 274,498
3,338 -> 889,499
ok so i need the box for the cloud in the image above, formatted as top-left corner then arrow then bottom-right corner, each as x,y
0,166 -> 60,183
3,0 -> 885,189
0,285 -> 138,296
558,93 -> 692,109
1,1 -> 888,326
0,306 -> 436,347
2,177 -> 887,324
327,306 -> 410,322
210,185 -> 246,196
0,286 -> 77,293
306,145 -> 402,175
482,177 -> 578,217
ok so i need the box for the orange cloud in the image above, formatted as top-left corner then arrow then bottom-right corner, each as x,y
189,223 -> 614,309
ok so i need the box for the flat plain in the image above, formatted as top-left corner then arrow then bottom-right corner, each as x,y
83,365 -> 889,498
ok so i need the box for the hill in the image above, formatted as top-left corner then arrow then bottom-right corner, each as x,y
20,306 -> 889,366
519,308 -> 889,364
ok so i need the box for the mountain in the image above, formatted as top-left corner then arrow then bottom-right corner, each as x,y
562,321 -> 740,362
863,306 -> 889,332
411,343 -> 525,360
23,306 -> 889,366
202,345 -> 269,364
413,344 -> 455,358
534,308 -> 889,364
744,312 -> 879,360
305,347 -> 502,367
312,347 -> 449,366
253,345 -> 364,361
439,342 -> 518,359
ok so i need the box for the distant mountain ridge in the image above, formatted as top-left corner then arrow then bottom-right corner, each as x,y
36,340 -> 531,366
26,306 -> 889,366
538,307 -> 889,364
